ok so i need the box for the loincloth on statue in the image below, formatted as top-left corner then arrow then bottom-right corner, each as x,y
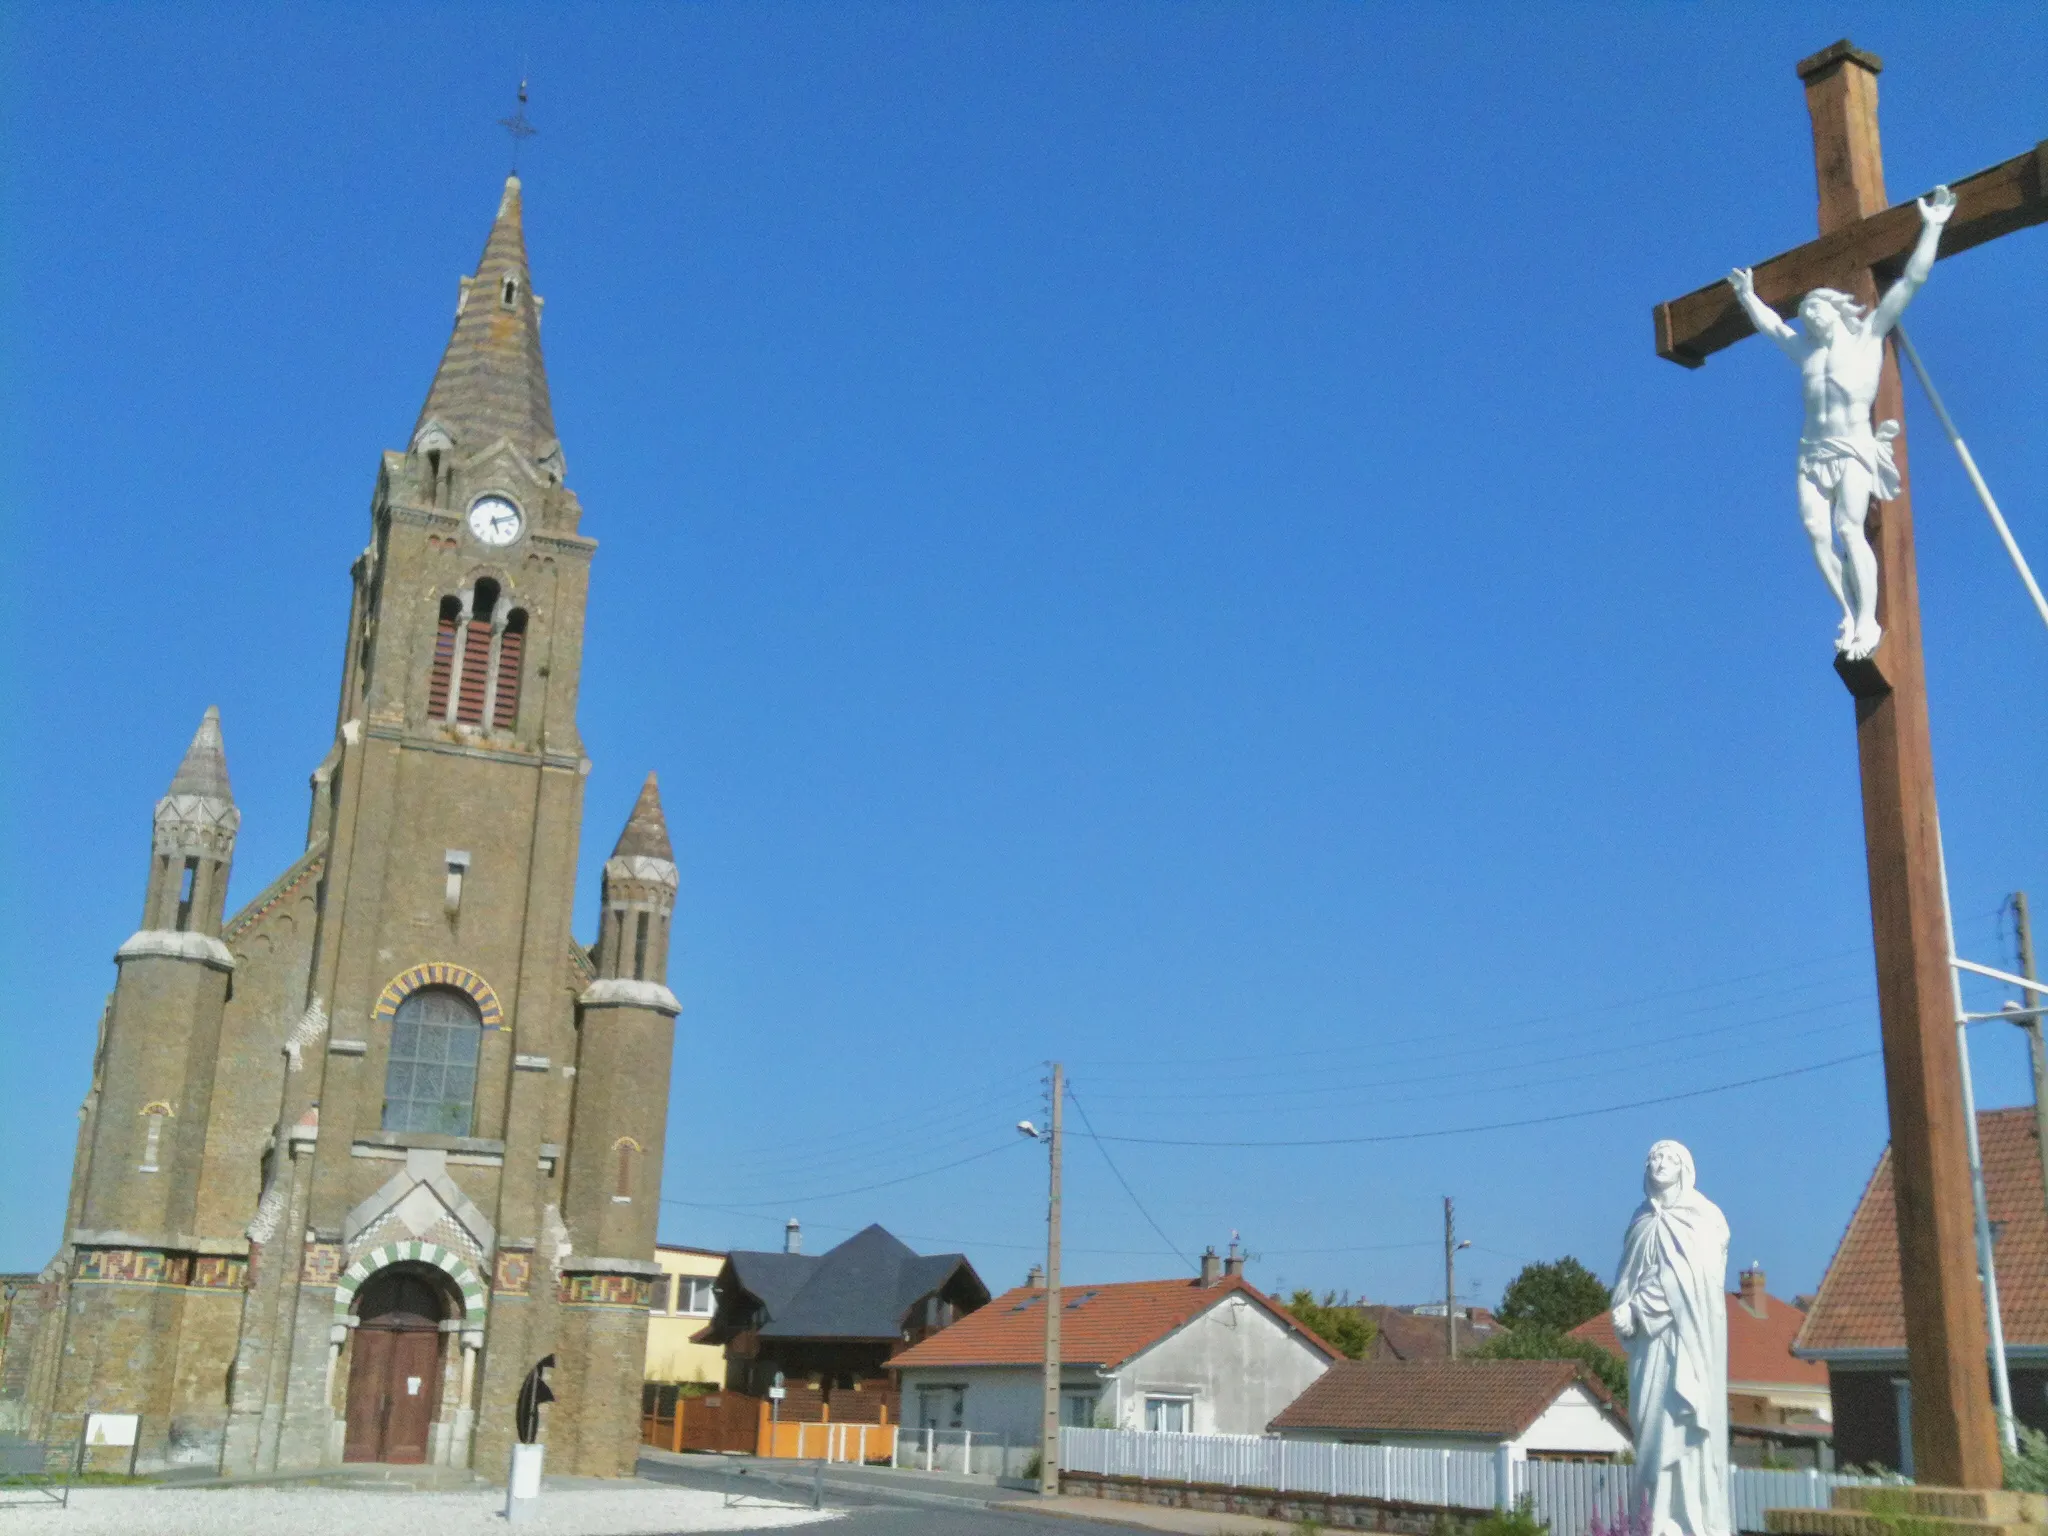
1797,421 -> 1901,502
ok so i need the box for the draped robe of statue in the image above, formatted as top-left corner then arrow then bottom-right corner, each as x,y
1612,1141 -> 1730,1536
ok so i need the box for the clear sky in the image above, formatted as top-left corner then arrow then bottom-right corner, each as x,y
2,4 -> 2042,1312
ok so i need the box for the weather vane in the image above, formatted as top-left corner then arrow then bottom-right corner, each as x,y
498,77 -> 537,173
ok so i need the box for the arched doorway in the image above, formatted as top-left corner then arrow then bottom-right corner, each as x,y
343,1265 -> 451,1463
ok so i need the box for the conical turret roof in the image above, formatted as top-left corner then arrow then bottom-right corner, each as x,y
412,176 -> 558,464
165,706 -> 233,802
611,773 -> 673,861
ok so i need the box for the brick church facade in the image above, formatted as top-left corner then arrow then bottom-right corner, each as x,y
14,176 -> 677,1478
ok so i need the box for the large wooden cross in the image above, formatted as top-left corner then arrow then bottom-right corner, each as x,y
1653,42 -> 2046,1491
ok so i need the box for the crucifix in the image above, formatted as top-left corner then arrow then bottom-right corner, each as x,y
1653,41 -> 2046,1490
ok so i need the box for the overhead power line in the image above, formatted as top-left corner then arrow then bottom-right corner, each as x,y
1082,1050 -> 1882,1148
1066,1084 -> 1194,1271
660,1139 -> 1023,1210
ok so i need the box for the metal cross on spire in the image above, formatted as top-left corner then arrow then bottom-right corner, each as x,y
498,78 -> 537,173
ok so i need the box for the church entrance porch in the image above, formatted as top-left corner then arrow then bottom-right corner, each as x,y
342,1267 -> 449,1464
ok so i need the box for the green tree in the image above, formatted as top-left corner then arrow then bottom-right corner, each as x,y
1497,1257 -> 1612,1332
1474,1323 -> 1628,1405
1285,1290 -> 1378,1360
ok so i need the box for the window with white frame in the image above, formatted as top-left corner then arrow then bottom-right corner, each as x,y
917,1385 -> 966,1430
673,1275 -> 715,1316
1144,1395 -> 1193,1434
1060,1391 -> 1099,1428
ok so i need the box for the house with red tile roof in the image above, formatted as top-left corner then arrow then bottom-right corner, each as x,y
1573,1264 -> 1832,1468
1364,1303 -> 1506,1361
1792,1107 -> 2048,1474
1268,1359 -> 1630,1460
888,1267 -> 1341,1441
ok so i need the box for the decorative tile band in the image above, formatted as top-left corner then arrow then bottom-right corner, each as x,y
371,962 -> 505,1030
301,1241 -> 343,1286
74,1248 -> 191,1287
559,1271 -> 656,1309
190,1254 -> 249,1290
493,1249 -> 533,1296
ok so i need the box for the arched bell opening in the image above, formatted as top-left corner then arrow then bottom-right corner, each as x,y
341,1262 -> 463,1464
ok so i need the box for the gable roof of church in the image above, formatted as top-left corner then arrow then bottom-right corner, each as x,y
413,175 -> 558,464
612,773 -> 674,861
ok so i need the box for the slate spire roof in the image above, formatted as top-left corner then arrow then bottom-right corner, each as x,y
611,773 -> 674,861
413,176 -> 559,464
165,706 -> 234,803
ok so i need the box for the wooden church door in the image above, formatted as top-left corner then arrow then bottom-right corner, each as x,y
342,1268 -> 448,1463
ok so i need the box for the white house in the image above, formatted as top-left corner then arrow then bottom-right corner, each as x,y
888,1268 -> 1340,1440
1269,1359 -> 1632,1462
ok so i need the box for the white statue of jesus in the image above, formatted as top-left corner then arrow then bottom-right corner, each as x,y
1728,184 -> 1954,660
1611,1140 -> 1730,1536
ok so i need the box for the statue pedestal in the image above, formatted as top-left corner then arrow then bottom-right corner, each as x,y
505,1442 -> 544,1522
1766,1483 -> 2048,1536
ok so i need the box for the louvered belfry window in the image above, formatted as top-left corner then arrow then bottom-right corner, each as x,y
492,611 -> 526,729
427,597 -> 461,718
455,579 -> 499,724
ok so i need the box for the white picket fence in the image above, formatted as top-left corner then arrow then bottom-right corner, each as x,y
1058,1429 -> 1888,1535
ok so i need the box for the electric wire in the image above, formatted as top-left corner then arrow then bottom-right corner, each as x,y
659,1139 -> 1025,1210
1082,1049 -> 1881,1147
1066,1083 -> 1195,1271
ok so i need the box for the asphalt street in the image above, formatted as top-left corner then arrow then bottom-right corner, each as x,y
634,1453 -> 1146,1535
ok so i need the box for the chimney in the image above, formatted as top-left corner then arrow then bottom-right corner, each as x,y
1222,1236 -> 1244,1279
784,1217 -> 802,1255
1027,1263 -> 1044,1289
1739,1264 -> 1767,1318
1199,1247 -> 1221,1286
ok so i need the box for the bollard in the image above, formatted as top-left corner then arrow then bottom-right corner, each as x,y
812,1456 -> 825,1509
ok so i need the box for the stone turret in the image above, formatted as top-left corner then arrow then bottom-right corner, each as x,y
556,775 -> 681,1476
134,706 -> 240,944
53,709 -> 244,1465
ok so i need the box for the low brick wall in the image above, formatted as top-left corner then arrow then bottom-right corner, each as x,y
1060,1470 -> 1494,1533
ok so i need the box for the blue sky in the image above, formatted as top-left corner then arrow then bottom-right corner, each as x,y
2,4 -> 2042,1312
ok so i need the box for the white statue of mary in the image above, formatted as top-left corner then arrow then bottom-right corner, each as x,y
1611,1140 -> 1731,1536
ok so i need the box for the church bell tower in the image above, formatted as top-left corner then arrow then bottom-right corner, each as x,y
38,174 -> 679,1481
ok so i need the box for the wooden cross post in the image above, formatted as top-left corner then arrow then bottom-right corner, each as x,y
1653,41 -> 2047,1491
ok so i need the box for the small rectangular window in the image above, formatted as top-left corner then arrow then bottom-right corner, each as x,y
633,911 -> 650,980
1144,1395 -> 1193,1434
678,1276 -> 715,1316
1061,1392 -> 1099,1428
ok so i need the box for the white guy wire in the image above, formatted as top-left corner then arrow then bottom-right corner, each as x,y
1894,322 -> 2048,635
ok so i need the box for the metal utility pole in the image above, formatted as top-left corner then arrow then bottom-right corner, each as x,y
1040,1063 -> 1064,1497
1444,1198 -> 1473,1360
2010,894 -> 2048,1223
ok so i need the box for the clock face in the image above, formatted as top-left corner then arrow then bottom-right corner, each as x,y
467,495 -> 524,546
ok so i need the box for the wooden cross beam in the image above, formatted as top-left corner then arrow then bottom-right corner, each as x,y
1651,40 -> 2042,1491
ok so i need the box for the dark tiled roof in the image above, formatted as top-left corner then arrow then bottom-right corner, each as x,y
1797,1108 -> 2048,1355
612,774 -> 674,861
413,177 -> 558,463
1269,1359 -> 1623,1438
1366,1306 -> 1503,1362
1574,1290 -> 1826,1388
888,1277 -> 1340,1370
717,1225 -> 986,1342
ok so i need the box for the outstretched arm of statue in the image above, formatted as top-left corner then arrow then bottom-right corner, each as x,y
1727,267 -> 1803,358
1869,184 -> 1955,337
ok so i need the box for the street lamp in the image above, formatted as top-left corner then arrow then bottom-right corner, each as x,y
1020,1069 -> 1063,1496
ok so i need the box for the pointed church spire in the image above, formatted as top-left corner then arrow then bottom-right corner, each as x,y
611,773 -> 673,861
165,705 -> 234,803
412,176 -> 559,466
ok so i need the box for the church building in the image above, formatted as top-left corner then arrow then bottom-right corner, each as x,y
18,176 -> 677,1478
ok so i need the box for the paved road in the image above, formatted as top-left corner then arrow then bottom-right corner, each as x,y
635,1453 -> 1145,1535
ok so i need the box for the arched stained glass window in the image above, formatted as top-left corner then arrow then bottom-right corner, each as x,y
381,986 -> 482,1136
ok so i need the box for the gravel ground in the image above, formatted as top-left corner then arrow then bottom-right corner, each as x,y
0,1482 -> 842,1535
